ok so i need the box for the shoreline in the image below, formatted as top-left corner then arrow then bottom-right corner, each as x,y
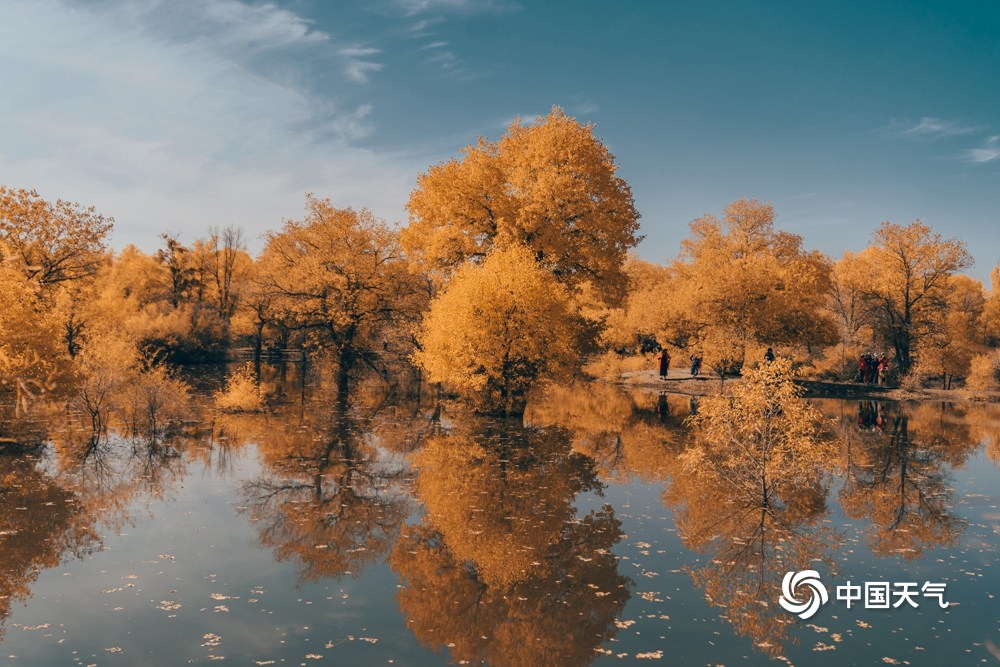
615,368 -> 1000,403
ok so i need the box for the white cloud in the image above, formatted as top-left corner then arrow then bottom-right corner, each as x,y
339,46 -> 385,82
897,117 -> 978,138
202,0 -> 330,48
0,0 -> 421,252
393,0 -> 513,17
962,135 -> 1000,164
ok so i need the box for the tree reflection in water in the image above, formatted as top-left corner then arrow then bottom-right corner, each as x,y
1,431 -> 184,642
239,381 -> 438,582
835,400 -> 977,558
0,452 -> 99,642
525,381 -> 685,482
663,361 -> 843,657
391,418 -> 630,666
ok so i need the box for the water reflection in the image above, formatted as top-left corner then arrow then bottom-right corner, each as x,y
0,453 -> 100,642
0,432 -> 185,642
831,401 -> 978,558
238,384 -> 436,583
525,382 -> 683,481
391,418 -> 630,666
659,365 -> 843,658
666,459 -> 838,655
4,366 -> 1000,664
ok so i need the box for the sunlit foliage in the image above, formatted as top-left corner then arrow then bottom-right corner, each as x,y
403,107 -> 641,305
856,220 -> 974,376
258,195 -> 424,396
214,361 -> 264,413
671,199 -> 836,375
0,265 -> 67,425
921,274 -> 986,387
0,185 -> 113,287
415,244 -> 579,414
666,359 -> 842,656
680,358 -> 839,519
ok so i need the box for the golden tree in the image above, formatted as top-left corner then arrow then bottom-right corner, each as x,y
0,264 -> 67,428
859,220 -> 973,376
672,199 -> 836,375
985,263 -> 1000,346
402,107 -> 641,305
598,256 -> 690,354
821,251 -> 878,378
415,244 -> 580,415
0,186 -> 113,288
681,358 -> 838,521
667,358 -> 841,656
921,274 -> 986,387
258,195 -> 424,397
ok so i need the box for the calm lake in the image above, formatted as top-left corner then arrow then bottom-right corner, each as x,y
2,364 -> 999,666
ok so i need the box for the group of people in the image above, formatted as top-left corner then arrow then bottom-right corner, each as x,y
858,352 -> 889,385
657,349 -> 701,379
655,346 -> 890,386
657,347 -> 776,380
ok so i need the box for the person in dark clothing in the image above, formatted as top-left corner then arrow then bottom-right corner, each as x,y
658,348 -> 671,379
765,347 -> 775,363
690,354 -> 702,376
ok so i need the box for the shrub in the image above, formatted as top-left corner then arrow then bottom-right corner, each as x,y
122,363 -> 190,441
966,352 -> 1000,391
215,362 -> 265,413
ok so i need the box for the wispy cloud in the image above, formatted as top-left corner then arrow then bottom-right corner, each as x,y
202,0 -> 330,48
418,40 -> 460,72
393,0 -> 515,17
0,0 -> 422,250
962,135 -> 1000,163
896,116 -> 978,138
399,18 -> 445,38
339,46 -> 385,82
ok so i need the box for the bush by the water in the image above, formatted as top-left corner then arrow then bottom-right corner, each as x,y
215,362 -> 264,412
967,352 -> 1000,391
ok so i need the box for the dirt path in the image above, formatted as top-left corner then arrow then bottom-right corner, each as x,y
617,368 -> 1000,402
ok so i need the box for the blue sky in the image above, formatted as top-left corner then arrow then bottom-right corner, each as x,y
2,0 -> 999,280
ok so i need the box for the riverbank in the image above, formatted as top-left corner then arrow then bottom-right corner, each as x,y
617,367 -> 1000,402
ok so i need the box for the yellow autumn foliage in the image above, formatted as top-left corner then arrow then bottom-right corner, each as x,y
672,199 -> 836,373
414,244 -> 579,414
403,107 -> 640,305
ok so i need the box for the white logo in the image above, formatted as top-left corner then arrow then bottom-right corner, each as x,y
779,570 -> 829,619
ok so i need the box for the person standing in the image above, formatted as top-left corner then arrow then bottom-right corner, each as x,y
765,347 -> 775,363
658,348 -> 671,380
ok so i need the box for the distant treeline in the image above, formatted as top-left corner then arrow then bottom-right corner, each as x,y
3,107 -> 1000,431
